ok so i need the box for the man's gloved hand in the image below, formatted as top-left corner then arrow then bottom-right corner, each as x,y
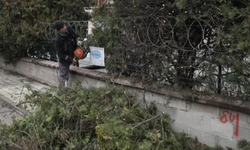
72,57 -> 78,66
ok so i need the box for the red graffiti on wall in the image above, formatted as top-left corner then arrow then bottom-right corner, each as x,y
220,110 -> 239,137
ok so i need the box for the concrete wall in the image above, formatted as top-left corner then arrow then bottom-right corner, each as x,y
0,56 -> 250,150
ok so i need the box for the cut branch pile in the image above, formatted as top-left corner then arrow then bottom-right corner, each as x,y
0,84 -> 221,150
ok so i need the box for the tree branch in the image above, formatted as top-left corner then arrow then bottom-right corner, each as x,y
133,112 -> 164,128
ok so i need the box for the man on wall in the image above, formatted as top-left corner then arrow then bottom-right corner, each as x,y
53,20 -> 83,88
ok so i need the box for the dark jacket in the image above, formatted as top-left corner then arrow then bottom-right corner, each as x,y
55,26 -> 79,63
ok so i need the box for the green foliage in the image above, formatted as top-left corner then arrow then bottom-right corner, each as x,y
0,84 -> 220,150
0,0 -> 91,63
238,139 -> 250,150
90,0 -> 250,99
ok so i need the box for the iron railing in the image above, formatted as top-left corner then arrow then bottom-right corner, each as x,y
96,16 -> 250,99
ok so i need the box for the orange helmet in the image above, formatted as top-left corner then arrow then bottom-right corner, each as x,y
74,48 -> 84,59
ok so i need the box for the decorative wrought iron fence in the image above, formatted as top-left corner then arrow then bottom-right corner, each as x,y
99,16 -> 250,99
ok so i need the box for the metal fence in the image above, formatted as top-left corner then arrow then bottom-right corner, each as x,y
99,16 -> 250,100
